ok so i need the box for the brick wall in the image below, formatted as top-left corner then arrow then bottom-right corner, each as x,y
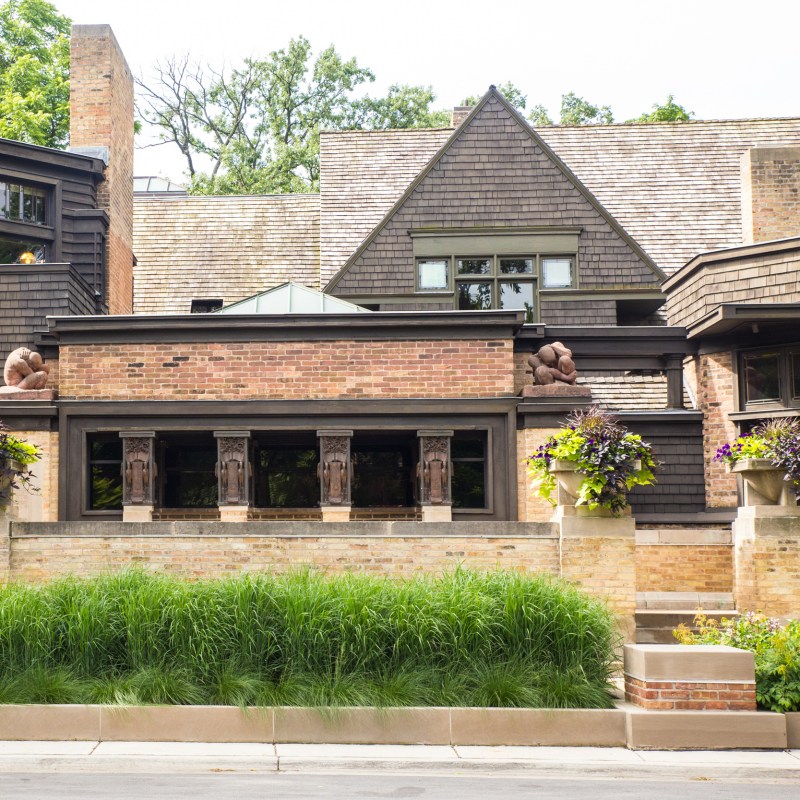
742,147 -> 800,244
694,351 -> 738,508
58,339 -> 515,400
70,25 -> 134,315
636,544 -> 733,593
625,676 -> 755,711
9,532 -> 560,582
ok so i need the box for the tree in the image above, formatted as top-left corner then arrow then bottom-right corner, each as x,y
137,37 -> 376,194
559,92 -> 613,125
527,104 -> 553,126
629,94 -> 693,123
0,0 -> 70,148
348,84 -> 450,129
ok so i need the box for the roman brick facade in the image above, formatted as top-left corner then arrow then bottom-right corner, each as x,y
742,147 -> 800,244
636,544 -> 734,594
625,676 -> 756,711
57,339 -> 515,401
694,350 -> 738,508
69,24 -> 134,314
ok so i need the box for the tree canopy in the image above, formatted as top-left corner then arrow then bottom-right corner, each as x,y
0,0 -> 70,148
628,94 -> 694,123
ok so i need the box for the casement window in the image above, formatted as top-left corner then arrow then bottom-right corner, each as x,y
190,298 -> 223,313
740,345 -> 800,411
87,434 -> 123,511
416,255 -> 576,322
0,181 -> 47,225
451,431 -> 488,509
0,236 -> 46,264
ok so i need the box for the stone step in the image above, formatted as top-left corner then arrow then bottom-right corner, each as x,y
635,609 -> 738,645
636,591 -> 734,610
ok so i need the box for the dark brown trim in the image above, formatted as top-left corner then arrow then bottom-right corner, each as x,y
0,138 -> 105,177
0,402 -> 57,431
687,303 -> 800,339
59,398 -> 518,522
47,309 -> 525,344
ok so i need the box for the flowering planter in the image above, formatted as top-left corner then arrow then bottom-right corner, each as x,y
549,458 -> 641,508
729,458 -> 787,506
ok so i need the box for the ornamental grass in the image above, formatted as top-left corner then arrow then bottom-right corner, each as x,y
0,569 -> 618,708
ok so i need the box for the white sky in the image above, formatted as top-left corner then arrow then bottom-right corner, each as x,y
57,0 -> 800,182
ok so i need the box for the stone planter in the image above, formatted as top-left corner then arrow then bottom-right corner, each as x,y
729,458 -> 788,506
549,458 -> 641,508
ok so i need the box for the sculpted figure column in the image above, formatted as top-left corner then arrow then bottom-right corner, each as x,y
0,347 -> 55,400
317,430 -> 353,522
119,432 -> 157,522
417,430 -> 453,522
214,431 -> 251,522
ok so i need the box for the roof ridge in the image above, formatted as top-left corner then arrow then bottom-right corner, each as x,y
544,116 -> 800,130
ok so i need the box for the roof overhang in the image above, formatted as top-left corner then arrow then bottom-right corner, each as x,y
687,302 -> 800,339
663,236 -> 800,293
47,309 -> 526,345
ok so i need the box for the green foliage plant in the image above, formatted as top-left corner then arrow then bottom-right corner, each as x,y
0,569 -> 620,708
675,612 -> 800,712
0,0 -> 70,147
628,94 -> 693,123
527,406 -> 656,513
0,420 -> 40,510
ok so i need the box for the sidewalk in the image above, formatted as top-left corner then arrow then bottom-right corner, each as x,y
1,741 -> 799,782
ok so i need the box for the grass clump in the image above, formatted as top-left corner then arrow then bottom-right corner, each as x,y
0,569 -> 619,708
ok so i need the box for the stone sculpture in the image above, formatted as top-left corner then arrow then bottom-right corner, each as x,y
2,347 -> 50,391
123,437 -> 155,506
529,341 -> 578,385
216,437 -> 247,505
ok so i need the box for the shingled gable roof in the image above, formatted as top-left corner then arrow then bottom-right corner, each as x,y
324,87 -> 664,294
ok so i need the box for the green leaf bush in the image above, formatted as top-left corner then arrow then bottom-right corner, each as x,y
675,612 -> 800,712
0,420 -> 40,510
0,569 -> 619,708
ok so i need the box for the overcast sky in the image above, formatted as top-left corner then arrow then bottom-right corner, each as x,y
57,0 -> 800,181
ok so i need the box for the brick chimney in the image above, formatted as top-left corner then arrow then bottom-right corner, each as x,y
741,147 -> 800,244
451,107 -> 474,127
69,24 -> 134,315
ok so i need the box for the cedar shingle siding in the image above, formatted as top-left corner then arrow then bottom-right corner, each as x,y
328,96 -> 659,300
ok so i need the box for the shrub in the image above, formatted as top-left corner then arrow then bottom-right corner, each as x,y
526,406 -> 656,513
0,420 -> 40,510
0,569 -> 620,708
675,612 -> 800,712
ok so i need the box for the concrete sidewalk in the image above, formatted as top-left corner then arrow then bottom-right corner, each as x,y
0,741 -> 799,782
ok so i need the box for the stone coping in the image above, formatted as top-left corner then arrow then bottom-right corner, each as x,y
624,644 -> 755,683
0,705 -> 793,749
10,520 -> 559,539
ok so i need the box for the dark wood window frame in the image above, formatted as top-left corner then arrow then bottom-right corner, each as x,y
739,343 -> 800,412
0,168 -> 61,261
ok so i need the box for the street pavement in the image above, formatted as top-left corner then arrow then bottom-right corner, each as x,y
0,740 -> 799,797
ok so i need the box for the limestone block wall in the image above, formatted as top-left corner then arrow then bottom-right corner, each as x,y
57,339 -> 515,401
